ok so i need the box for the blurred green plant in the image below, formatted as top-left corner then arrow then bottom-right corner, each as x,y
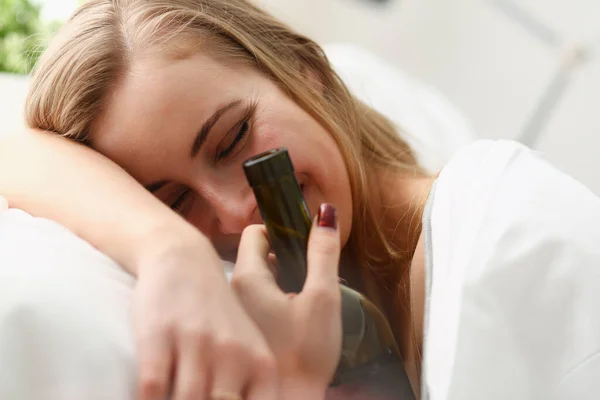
0,0 -> 62,74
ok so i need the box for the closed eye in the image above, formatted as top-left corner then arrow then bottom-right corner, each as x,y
170,188 -> 193,214
217,119 -> 250,160
216,100 -> 257,161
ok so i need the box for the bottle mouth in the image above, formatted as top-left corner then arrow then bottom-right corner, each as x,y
243,148 -> 286,168
243,148 -> 295,188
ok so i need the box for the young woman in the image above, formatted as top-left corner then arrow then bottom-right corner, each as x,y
2,0 -> 600,399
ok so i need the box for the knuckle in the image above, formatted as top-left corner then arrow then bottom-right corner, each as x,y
252,350 -> 278,382
216,336 -> 247,358
230,272 -> 251,294
142,313 -> 172,332
138,374 -> 167,399
307,286 -> 341,311
253,350 -> 277,373
180,324 -> 213,347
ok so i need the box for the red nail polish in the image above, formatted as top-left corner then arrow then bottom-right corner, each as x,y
318,203 -> 337,229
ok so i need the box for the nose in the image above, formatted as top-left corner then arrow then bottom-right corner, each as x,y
209,186 -> 259,235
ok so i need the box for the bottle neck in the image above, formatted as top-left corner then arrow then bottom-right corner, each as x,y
251,175 -> 312,293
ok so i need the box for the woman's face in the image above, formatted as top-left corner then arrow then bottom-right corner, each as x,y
92,52 -> 353,259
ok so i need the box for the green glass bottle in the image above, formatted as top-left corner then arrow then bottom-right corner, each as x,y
243,148 -> 415,399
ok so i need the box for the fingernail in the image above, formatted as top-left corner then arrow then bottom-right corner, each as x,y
318,203 -> 337,229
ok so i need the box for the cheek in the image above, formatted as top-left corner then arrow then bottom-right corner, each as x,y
306,145 -> 354,247
324,167 -> 353,248
186,206 -> 213,235
249,104 -> 354,245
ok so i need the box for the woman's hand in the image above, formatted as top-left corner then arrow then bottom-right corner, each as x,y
231,204 -> 343,400
133,231 -> 277,400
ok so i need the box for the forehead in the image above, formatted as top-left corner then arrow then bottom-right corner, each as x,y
90,53 -> 253,182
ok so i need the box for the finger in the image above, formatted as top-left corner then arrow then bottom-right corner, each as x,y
171,332 -> 209,400
234,225 -> 273,281
266,251 -> 279,280
304,203 -> 341,292
136,327 -> 174,400
232,225 -> 279,299
232,226 -> 283,329
245,353 -> 278,400
209,338 -> 253,400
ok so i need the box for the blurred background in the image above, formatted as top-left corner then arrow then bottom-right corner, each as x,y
1,0 -> 599,193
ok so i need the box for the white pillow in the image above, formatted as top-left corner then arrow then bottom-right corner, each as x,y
0,44 -> 476,399
0,208 -> 137,400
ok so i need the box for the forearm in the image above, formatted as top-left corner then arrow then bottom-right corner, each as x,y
0,130 -> 209,275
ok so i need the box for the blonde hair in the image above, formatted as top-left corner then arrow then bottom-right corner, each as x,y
26,0 -> 425,324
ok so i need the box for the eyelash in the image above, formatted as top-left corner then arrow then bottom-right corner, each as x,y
216,100 -> 258,161
170,190 -> 190,213
216,118 -> 250,160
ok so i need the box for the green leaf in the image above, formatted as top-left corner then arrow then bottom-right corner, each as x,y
0,0 -> 62,74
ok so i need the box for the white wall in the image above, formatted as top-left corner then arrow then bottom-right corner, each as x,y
40,0 -> 79,21
255,0 -> 600,194
0,74 -> 29,135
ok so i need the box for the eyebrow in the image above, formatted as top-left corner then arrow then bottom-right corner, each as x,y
191,100 -> 242,157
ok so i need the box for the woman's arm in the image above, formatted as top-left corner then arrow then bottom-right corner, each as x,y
0,129 -> 204,273
0,129 -> 279,400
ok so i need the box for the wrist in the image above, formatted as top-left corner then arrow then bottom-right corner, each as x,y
134,218 -> 219,277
